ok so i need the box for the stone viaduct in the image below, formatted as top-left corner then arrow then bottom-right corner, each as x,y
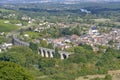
38,47 -> 72,59
12,35 -> 72,59
12,35 -> 30,46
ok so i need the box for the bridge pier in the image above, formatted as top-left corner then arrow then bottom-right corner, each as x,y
50,51 -> 54,58
59,52 -> 71,60
60,53 -> 64,60
45,51 -> 49,57
41,49 -> 44,57
38,47 -> 54,58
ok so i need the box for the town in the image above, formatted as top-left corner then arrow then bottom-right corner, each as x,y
0,2 -> 120,80
0,17 -> 120,54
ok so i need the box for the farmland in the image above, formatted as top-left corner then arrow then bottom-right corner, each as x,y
0,20 -> 19,32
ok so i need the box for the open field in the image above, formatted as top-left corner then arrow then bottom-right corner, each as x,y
0,9 -> 15,13
93,18 -> 111,22
0,20 -> 19,32
76,70 -> 120,80
114,22 -> 120,26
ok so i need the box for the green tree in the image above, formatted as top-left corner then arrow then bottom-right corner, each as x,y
0,36 -> 6,44
40,39 -> 48,48
108,40 -> 114,45
29,42 -> 38,53
104,75 -> 112,80
48,43 -> 54,49
0,61 -> 34,80
20,29 -> 23,35
74,25 -> 81,36
38,58 -> 55,69
54,48 -> 60,59
0,46 -> 39,68
0,52 -> 26,66
81,44 -> 93,51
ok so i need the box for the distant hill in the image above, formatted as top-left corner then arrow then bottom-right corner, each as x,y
0,0 -> 120,3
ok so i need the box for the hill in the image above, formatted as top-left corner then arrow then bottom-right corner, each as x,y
0,0 -> 120,3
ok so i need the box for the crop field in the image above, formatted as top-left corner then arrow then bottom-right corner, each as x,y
0,20 -> 19,32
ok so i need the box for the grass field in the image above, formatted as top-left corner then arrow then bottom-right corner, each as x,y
93,18 -> 111,22
24,31 -> 40,39
76,70 -> 120,80
0,20 -> 19,32
0,9 -> 15,13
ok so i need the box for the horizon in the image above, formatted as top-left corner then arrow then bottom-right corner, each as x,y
0,0 -> 120,3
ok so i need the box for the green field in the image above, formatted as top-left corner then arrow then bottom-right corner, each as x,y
0,9 -> 15,13
0,20 -> 19,32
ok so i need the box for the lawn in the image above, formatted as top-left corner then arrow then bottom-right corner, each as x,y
24,31 -> 40,39
0,20 -> 19,32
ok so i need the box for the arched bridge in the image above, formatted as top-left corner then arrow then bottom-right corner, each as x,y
12,35 -> 30,46
38,47 -> 72,59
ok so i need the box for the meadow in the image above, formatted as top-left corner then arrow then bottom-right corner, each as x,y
0,20 -> 19,32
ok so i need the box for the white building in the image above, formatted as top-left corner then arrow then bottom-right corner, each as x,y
0,49 -> 1,53
89,25 -> 98,35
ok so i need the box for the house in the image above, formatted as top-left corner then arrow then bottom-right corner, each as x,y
24,34 -> 29,37
0,48 -> 2,53
70,34 -> 80,42
64,39 -> 71,43
116,43 -> 120,50
89,25 -> 98,35
0,32 -> 5,36
53,38 -> 64,44
0,43 -> 13,51
16,23 -> 22,26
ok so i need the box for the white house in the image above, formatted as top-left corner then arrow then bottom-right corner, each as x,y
89,25 -> 98,35
0,49 -> 1,53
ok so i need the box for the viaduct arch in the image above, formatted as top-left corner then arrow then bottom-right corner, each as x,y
38,47 -> 72,59
12,35 -> 72,59
12,35 -> 30,46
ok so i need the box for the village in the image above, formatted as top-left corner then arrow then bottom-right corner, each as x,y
0,16 -> 120,53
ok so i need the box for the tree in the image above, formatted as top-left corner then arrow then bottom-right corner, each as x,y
81,44 -> 93,51
74,46 -> 84,54
74,25 -> 81,36
20,28 -> 23,35
38,58 -> 55,69
0,36 -> 6,44
29,42 -> 38,53
104,75 -> 112,80
48,43 -> 54,49
0,61 -> 34,80
40,39 -> 48,48
0,46 -> 39,68
54,48 -> 60,59
0,52 -> 26,66
108,40 -> 114,45
68,53 -> 87,63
